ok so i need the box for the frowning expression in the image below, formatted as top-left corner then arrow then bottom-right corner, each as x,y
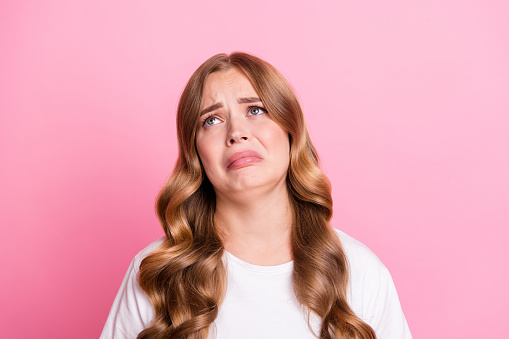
195,68 -> 290,197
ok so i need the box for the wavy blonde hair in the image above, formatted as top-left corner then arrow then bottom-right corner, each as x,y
137,52 -> 376,339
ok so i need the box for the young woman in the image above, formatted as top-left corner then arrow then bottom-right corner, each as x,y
101,52 -> 412,339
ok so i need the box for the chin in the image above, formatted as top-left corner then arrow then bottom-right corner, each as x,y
231,177 -> 266,191
232,172 -> 287,194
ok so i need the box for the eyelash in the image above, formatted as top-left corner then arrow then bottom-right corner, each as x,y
201,105 -> 268,127
202,114 -> 220,127
247,105 -> 268,116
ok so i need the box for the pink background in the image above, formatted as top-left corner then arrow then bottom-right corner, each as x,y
1,1 -> 508,338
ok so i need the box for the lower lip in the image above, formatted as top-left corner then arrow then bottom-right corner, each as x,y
227,157 -> 262,170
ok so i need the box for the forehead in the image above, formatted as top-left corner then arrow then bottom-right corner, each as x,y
201,68 -> 258,107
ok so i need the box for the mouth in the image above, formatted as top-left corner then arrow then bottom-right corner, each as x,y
226,150 -> 263,170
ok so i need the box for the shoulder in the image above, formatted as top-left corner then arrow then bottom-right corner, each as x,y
333,227 -> 391,298
333,228 -> 387,276
131,236 -> 166,272
100,236 -> 166,339
333,228 -> 413,339
333,228 -> 392,306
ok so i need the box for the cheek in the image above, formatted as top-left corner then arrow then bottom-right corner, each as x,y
265,124 -> 290,154
196,139 -> 214,171
196,133 -> 225,180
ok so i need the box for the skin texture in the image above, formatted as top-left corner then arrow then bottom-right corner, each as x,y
195,68 -> 293,265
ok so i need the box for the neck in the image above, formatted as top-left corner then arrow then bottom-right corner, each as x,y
214,184 -> 293,266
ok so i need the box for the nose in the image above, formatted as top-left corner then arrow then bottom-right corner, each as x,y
226,116 -> 249,146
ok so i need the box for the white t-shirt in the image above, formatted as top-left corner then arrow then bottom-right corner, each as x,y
100,229 -> 412,339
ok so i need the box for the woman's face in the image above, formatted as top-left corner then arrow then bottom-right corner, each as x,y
195,68 -> 290,198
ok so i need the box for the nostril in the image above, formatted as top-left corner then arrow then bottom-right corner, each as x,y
228,135 -> 248,145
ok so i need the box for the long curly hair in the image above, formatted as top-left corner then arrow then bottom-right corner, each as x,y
137,52 -> 376,339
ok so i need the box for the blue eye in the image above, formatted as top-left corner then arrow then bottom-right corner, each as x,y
248,106 -> 267,116
203,115 -> 221,127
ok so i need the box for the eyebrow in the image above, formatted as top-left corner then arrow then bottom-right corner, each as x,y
238,97 -> 262,104
199,97 -> 262,116
200,103 -> 223,116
